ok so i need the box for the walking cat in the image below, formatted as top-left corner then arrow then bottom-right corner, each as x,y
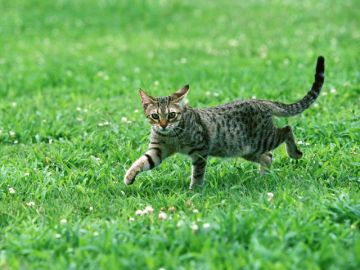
124,56 -> 325,189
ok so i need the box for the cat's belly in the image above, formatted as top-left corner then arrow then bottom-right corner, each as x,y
209,144 -> 252,157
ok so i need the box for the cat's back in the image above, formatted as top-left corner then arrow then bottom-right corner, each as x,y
192,99 -> 272,157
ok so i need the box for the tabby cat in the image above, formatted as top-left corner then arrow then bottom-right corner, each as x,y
124,56 -> 325,189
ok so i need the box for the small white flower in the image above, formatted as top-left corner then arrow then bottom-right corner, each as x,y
158,268 -> 166,270
321,91 -> 328,96
89,206 -> 93,211
144,205 -> 154,214
8,187 -> 16,194
203,223 -> 211,229
134,109 -> 139,113
177,220 -> 185,227
213,92 -> 220,97
158,211 -> 168,220
26,201 -> 35,207
135,209 -> 144,216
330,88 -> 337,94
191,223 -> 199,232
297,140 -> 304,145
55,233 -> 61,239
91,156 -> 101,164
129,217 -> 135,222
121,117 -> 131,124
153,80 -> 159,86
251,95 -> 257,99
98,121 -> 109,127
9,131 -> 16,137
168,206 -> 176,213
267,192 -> 274,202
192,209 -> 199,214
23,172 -> 30,177
11,102 -> 17,107
60,218 -> 67,224
13,140 -> 18,144
93,231 -> 99,236
76,107 -> 82,112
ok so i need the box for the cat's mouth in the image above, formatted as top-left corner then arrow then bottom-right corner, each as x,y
154,126 -> 175,134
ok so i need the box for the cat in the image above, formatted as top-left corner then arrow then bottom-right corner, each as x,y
124,56 -> 325,189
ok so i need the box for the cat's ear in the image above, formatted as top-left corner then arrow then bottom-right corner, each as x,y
139,89 -> 155,108
171,84 -> 189,103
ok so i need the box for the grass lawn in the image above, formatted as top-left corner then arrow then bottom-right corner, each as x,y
0,0 -> 359,269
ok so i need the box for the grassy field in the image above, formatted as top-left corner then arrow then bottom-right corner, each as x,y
0,0 -> 359,269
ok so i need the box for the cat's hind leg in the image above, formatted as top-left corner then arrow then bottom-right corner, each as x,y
281,126 -> 303,159
259,152 -> 272,175
243,153 -> 272,175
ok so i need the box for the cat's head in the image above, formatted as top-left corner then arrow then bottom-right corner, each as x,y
139,85 -> 189,134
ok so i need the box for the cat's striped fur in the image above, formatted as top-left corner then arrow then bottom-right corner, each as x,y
124,56 -> 325,189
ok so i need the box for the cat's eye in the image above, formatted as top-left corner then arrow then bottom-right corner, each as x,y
151,113 -> 159,120
168,112 -> 176,119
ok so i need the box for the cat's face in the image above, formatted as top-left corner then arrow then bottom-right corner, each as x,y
139,85 -> 189,134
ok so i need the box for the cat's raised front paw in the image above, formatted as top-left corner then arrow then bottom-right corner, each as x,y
124,169 -> 139,185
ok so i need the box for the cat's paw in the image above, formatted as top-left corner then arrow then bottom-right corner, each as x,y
124,169 -> 139,185
189,179 -> 205,190
289,149 -> 303,159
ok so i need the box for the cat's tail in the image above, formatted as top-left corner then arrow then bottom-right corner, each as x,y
269,56 -> 325,117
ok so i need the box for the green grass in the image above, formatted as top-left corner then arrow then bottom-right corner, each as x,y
0,0 -> 359,269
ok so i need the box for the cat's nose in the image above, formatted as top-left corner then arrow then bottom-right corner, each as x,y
160,121 -> 168,129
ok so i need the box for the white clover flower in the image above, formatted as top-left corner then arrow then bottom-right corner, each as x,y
168,206 -> 176,213
121,117 -> 131,124
191,223 -> 199,232
55,233 -> 61,239
177,220 -> 185,228
267,192 -> 274,202
9,131 -> 16,137
203,223 -> 211,229
8,187 -> 16,194
129,217 -> 135,222
60,218 -> 67,224
192,209 -> 199,214
330,88 -> 337,94
135,209 -> 144,216
93,231 -> 99,236
26,201 -> 35,207
158,211 -> 168,220
11,102 -> 17,107
89,206 -> 93,211
144,205 -> 154,214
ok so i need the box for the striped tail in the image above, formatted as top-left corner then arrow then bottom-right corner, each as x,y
270,56 -> 325,117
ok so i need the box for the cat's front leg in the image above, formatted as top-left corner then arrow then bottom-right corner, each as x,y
189,153 -> 208,189
124,144 -> 171,185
